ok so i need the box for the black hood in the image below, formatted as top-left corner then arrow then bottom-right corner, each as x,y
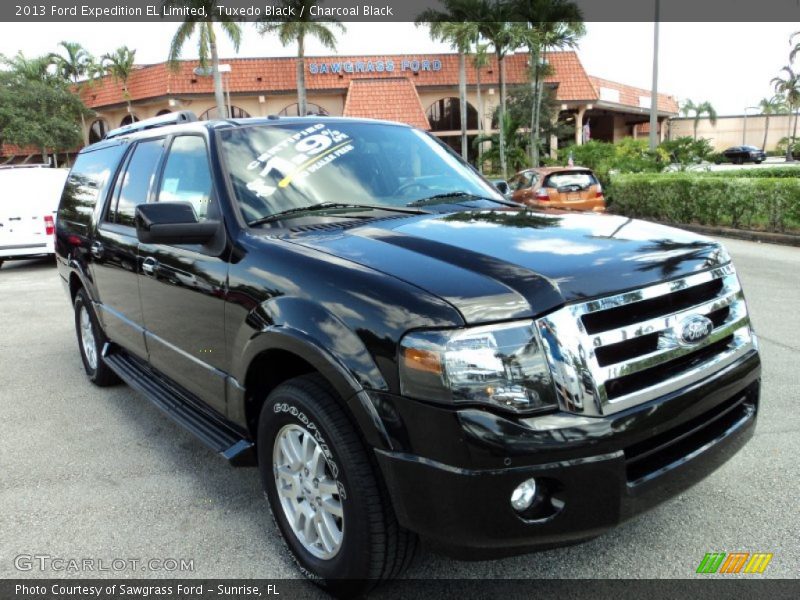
284,210 -> 730,324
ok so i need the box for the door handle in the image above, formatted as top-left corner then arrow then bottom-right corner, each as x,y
142,256 -> 159,276
90,241 -> 104,258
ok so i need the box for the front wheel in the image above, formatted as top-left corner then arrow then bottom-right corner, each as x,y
257,375 -> 417,595
74,288 -> 119,386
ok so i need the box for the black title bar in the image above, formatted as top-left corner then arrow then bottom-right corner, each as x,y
2,0 -> 800,22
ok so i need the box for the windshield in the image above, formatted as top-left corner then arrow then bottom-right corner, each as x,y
218,121 -> 502,224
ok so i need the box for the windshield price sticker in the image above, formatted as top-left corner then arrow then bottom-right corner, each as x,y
245,124 -> 353,199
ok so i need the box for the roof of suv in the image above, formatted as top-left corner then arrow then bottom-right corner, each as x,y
84,113 -> 413,155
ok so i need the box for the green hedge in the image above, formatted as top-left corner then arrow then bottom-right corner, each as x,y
699,167 -> 800,179
608,173 -> 800,233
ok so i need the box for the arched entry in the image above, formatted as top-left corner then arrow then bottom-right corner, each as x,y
199,106 -> 251,120
120,114 -> 140,127
426,97 -> 480,163
278,102 -> 330,117
88,119 -> 109,144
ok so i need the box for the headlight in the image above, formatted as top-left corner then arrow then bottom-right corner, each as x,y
399,321 -> 557,414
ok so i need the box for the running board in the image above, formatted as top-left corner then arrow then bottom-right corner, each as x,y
102,345 -> 255,466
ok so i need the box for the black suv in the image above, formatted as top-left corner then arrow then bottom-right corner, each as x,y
56,112 -> 761,592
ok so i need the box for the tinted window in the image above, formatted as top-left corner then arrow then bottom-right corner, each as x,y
219,122 -> 501,225
59,144 -> 127,229
158,136 -> 214,220
111,139 -> 165,227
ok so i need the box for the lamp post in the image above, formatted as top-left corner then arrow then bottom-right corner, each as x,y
648,0 -> 660,150
742,106 -> 759,146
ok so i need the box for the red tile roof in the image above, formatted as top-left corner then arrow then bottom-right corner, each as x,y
342,77 -> 430,129
589,75 -> 678,114
78,51 -> 676,114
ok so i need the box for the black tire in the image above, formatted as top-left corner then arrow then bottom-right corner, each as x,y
257,375 -> 417,596
74,288 -> 119,386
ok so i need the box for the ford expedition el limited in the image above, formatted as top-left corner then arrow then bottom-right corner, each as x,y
55,112 -> 760,594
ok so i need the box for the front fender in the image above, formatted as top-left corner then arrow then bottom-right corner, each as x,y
230,297 -> 391,449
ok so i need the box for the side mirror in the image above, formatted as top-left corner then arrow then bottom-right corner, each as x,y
135,202 -> 219,245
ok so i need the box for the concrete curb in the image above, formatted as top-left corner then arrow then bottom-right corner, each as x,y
665,223 -> 800,247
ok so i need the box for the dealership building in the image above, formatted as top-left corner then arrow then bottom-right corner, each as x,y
1,51 -> 679,163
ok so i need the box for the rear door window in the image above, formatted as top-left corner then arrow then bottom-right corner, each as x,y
59,145 -> 127,230
107,139 -> 165,227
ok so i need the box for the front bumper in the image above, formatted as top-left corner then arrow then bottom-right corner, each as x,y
372,350 -> 760,558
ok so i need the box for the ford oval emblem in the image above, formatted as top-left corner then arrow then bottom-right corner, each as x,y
678,315 -> 714,345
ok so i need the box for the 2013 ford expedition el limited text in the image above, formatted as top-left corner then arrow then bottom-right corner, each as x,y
55,112 -> 761,594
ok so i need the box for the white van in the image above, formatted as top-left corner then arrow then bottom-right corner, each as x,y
0,166 -> 69,268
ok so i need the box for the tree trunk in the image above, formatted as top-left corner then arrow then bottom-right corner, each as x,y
75,77 -> 89,146
459,52 -> 468,161
209,25 -> 227,118
529,47 -> 538,165
792,107 -> 799,160
297,35 -> 307,116
762,114 -> 769,152
497,50 -> 507,179
693,118 -> 698,141
476,59 -> 483,171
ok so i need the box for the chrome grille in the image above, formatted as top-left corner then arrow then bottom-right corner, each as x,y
536,264 -> 756,416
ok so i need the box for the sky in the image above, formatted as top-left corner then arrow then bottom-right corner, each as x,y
0,21 -> 795,115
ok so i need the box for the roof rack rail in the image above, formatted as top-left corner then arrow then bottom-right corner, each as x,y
0,163 -> 51,170
104,110 -> 198,140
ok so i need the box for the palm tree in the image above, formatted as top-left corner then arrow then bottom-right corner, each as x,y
417,0 -> 516,177
417,21 -> 480,160
480,19 -> 522,178
166,0 -> 242,119
473,111 -> 529,172
2,52 -> 54,82
680,99 -> 717,140
771,66 -> 800,159
101,46 -> 137,112
790,30 -> 799,64
519,20 -> 584,164
514,1 -> 584,165
50,42 -> 93,144
257,1 -> 345,117
473,42 -> 490,169
758,95 -> 787,152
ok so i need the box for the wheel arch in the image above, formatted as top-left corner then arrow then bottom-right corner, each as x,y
235,329 -> 392,453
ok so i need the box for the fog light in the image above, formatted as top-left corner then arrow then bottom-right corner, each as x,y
510,478 -> 537,512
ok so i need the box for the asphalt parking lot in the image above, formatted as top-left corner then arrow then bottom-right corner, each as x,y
0,237 -> 798,587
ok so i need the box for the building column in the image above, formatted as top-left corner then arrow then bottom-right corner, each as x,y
550,112 -> 559,159
575,105 -> 587,146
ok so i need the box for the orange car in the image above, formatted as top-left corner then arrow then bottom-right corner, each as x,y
508,167 -> 606,212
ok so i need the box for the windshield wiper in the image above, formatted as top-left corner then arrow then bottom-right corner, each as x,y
406,191 -> 516,207
248,202 -> 427,227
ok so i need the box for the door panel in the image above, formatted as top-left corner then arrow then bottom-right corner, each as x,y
92,226 -> 147,359
137,135 -> 228,414
90,138 -> 166,359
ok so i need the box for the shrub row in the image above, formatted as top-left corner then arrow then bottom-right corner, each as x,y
608,173 -> 800,233
697,167 -> 800,179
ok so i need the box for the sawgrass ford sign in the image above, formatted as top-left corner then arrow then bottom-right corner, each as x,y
309,57 -> 443,75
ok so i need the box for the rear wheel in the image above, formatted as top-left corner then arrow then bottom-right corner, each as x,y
257,375 -> 417,595
74,288 -> 119,386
